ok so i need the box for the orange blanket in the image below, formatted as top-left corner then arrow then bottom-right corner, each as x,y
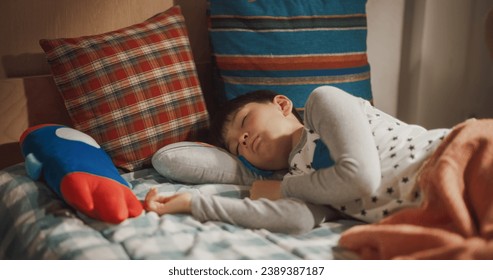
339,118 -> 493,259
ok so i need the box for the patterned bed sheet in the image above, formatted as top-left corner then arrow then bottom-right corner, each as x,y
0,164 -> 360,260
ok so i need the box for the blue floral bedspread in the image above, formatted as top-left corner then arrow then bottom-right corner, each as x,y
0,164 -> 359,260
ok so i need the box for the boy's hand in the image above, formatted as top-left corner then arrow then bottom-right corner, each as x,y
144,188 -> 192,215
250,180 -> 283,200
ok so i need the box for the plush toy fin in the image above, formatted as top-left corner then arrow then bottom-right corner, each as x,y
61,172 -> 143,223
25,153 -> 43,180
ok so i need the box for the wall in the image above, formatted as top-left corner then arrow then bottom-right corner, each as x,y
0,0 -> 174,78
0,0 -> 213,77
0,0 -> 215,109
398,0 -> 493,129
366,0 -> 405,116
1,0 -> 491,129
0,0 -> 405,113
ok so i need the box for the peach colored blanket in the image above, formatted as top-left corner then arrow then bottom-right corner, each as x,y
339,118 -> 493,259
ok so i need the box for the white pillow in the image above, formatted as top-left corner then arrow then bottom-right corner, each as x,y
152,142 -> 285,185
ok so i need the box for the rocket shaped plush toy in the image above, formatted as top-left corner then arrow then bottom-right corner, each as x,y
20,124 -> 143,223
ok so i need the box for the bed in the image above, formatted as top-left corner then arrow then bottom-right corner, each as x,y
0,77 -> 362,260
0,162 -> 362,260
5,0 -> 491,261
0,2 -> 368,260
0,72 -> 361,260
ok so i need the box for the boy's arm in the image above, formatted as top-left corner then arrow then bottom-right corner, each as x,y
281,86 -> 381,205
144,187 -> 336,235
249,180 -> 282,200
191,192 -> 339,235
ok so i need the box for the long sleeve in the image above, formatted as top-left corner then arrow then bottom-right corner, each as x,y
190,192 -> 339,235
281,86 -> 381,206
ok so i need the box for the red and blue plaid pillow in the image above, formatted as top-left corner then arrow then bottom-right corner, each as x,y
40,6 -> 209,171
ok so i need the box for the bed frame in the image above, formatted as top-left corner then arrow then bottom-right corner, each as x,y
0,76 -> 72,169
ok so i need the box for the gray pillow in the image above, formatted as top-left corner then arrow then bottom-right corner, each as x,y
152,142 -> 285,185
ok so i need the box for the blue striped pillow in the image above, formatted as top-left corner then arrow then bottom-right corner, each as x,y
209,0 -> 372,108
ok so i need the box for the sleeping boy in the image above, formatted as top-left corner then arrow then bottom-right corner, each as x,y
144,86 -> 449,234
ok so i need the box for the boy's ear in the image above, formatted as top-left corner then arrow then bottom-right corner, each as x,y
273,95 -> 293,116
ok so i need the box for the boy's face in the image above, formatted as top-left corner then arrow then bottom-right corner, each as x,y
223,96 -> 301,171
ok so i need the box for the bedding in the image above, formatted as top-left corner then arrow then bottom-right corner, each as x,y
339,118 -> 493,259
0,163 -> 359,259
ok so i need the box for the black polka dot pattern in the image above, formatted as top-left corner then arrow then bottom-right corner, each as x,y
285,100 -> 450,223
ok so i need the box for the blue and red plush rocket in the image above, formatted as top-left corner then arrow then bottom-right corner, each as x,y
20,124 -> 143,223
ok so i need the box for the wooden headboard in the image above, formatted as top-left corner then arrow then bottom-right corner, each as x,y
0,76 -> 72,169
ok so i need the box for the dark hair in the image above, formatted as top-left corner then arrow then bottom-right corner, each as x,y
208,90 -> 303,149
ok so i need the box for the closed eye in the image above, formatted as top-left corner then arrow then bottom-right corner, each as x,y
241,114 -> 247,128
236,113 -> 248,155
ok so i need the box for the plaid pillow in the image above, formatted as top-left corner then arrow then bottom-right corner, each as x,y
209,0 -> 372,108
40,6 -> 209,171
